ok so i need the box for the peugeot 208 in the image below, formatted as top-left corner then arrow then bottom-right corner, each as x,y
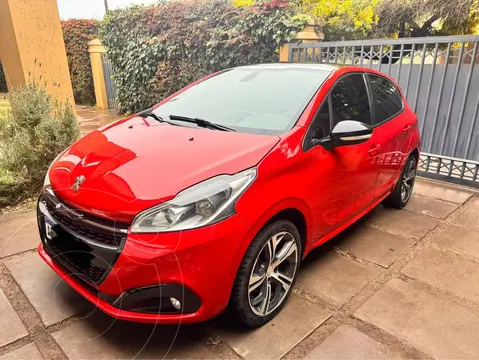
38,64 -> 420,327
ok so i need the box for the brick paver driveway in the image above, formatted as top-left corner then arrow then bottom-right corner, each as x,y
0,178 -> 477,359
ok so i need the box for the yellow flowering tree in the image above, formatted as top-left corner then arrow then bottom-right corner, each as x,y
233,0 -> 255,5
302,0 -> 380,31
234,0 -> 381,39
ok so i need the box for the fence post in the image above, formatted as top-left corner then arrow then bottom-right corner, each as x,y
279,44 -> 291,62
279,24 -> 324,63
88,39 -> 108,109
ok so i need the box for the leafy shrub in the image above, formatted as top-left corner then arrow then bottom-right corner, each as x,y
62,19 -> 99,105
0,84 -> 80,206
0,62 -> 7,93
100,0 -> 306,113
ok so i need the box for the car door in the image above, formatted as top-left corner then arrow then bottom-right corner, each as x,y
366,74 -> 412,198
305,73 -> 381,241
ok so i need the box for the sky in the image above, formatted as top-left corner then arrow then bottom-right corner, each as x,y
57,0 -> 158,19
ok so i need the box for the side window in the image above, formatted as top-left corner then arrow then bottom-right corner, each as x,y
330,74 -> 371,128
304,98 -> 331,151
369,75 -> 403,124
311,98 -> 330,140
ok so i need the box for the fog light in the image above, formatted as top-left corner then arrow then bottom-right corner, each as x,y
170,297 -> 181,310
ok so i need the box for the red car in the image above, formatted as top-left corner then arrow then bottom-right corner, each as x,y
38,64 -> 420,328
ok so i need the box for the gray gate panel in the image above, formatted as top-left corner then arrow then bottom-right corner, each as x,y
101,54 -> 118,109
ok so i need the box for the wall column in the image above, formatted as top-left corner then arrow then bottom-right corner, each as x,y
88,39 -> 109,109
0,0 -> 74,104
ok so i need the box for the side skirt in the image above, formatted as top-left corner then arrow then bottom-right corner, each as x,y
307,190 -> 392,256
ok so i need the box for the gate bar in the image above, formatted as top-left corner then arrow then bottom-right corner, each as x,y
386,45 -> 393,75
404,44 -> 415,98
420,43 -> 439,139
429,42 -> 451,152
465,86 -> 479,160
440,42 -> 465,154
378,45 -> 383,72
453,42 -> 478,155
413,43 -> 427,112
396,44 -> 404,80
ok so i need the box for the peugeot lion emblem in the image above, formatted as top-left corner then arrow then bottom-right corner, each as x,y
71,175 -> 85,192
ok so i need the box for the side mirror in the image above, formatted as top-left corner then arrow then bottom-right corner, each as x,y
314,120 -> 373,150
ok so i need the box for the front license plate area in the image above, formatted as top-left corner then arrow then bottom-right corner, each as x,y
45,218 -> 57,240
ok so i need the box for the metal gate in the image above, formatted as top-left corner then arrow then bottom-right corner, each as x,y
288,35 -> 479,186
101,54 -> 118,109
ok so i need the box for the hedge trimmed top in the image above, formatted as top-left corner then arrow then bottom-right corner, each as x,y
100,0 -> 306,113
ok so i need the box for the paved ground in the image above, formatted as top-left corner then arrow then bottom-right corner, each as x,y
0,178 -> 478,359
76,107 -> 122,135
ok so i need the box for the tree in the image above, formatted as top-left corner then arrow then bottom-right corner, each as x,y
300,0 -> 380,39
373,0 -> 479,38
233,0 -> 479,40
234,0 -> 381,40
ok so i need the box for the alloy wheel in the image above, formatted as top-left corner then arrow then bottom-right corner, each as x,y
248,231 -> 299,317
401,159 -> 416,203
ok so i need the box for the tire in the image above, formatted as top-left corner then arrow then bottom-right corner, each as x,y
383,154 -> 417,209
228,220 -> 301,328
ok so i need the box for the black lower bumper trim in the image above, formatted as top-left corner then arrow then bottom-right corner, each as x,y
112,284 -> 202,314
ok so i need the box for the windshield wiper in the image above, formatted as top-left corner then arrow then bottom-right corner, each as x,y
138,111 -> 165,123
169,114 -> 236,132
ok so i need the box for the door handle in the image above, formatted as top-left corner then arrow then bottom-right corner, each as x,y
402,124 -> 412,133
369,144 -> 381,156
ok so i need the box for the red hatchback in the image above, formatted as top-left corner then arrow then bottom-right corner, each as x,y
38,64 -> 420,327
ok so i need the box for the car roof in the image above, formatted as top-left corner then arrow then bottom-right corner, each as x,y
235,63 -> 342,72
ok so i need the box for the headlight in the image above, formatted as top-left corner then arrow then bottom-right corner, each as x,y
131,168 -> 256,233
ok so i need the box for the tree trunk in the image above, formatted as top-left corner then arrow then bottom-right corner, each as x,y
398,21 -> 406,38
104,0 -> 109,12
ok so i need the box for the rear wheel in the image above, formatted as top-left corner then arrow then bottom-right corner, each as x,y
383,155 -> 417,208
228,220 -> 301,328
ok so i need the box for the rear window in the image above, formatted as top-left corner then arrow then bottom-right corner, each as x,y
153,66 -> 331,135
369,75 -> 403,124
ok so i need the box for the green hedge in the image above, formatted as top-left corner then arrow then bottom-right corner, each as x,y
62,19 -> 99,106
0,62 -> 7,93
100,0 -> 305,113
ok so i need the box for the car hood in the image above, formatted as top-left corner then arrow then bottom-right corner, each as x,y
49,116 -> 279,223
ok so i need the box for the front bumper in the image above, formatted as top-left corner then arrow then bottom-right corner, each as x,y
37,190 -> 253,324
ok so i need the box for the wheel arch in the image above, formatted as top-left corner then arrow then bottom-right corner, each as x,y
410,148 -> 419,162
239,197 -> 313,259
262,208 -> 307,255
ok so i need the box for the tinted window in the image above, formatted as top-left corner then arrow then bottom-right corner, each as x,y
152,67 -> 330,135
311,99 -> 330,140
330,74 -> 371,127
369,75 -> 403,124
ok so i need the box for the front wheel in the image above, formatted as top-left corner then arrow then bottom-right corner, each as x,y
228,220 -> 301,328
383,155 -> 417,208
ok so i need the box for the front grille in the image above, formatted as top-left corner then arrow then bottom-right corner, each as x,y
44,196 -> 124,247
38,188 -> 129,286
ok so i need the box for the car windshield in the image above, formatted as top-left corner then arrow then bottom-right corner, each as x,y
153,66 -> 331,135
